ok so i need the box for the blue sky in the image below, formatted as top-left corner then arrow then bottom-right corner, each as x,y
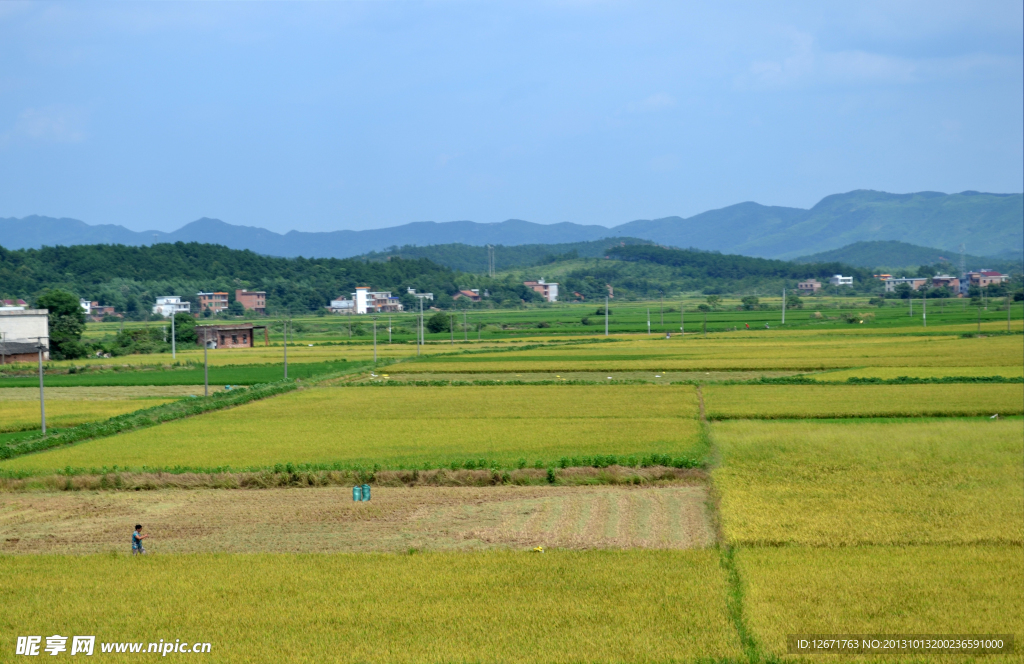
1,1 -> 1021,233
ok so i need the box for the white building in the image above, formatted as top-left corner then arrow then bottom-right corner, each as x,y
524,279 -> 559,302
407,288 -> 434,301
829,274 -> 854,287
153,296 -> 192,318
79,299 -> 92,315
331,287 -> 404,315
0,309 -> 50,360
883,277 -> 927,293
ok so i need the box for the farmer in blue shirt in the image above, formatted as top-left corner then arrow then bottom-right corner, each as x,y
131,524 -> 148,555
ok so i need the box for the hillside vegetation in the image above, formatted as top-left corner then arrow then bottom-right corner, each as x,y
795,240 -> 1023,271
358,237 -> 653,273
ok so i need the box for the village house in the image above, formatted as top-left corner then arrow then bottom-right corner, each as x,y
330,287 -> 404,314
884,277 -> 928,293
797,279 -> 822,293
829,274 -> 854,286
453,289 -> 482,302
235,290 -> 267,314
153,296 -> 191,318
524,279 -> 559,302
0,309 -> 50,363
197,292 -> 229,314
195,323 -> 268,349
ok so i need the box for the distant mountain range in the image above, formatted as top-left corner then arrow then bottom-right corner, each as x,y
2,190 -> 1020,260
795,241 -> 1023,272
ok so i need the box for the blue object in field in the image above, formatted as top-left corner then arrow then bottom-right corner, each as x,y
361,484 -> 371,501
352,486 -> 362,502
225,385 -> 232,391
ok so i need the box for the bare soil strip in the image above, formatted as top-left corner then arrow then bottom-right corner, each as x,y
0,484 -> 715,554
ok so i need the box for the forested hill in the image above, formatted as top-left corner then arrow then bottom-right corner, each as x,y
358,237 -> 654,273
606,245 -> 874,285
794,240 -> 1023,272
0,242 -> 541,314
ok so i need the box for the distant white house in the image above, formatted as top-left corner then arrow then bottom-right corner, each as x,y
79,299 -> 92,315
829,274 -> 854,287
153,296 -> 191,318
524,279 -> 559,302
407,288 -> 434,301
331,287 -> 404,315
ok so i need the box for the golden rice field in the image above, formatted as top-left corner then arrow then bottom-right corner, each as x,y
0,386 -> 221,400
0,550 -> 742,663
396,334 -> 1024,373
702,383 -> 1024,419
0,399 -> 174,433
739,545 -> 1023,661
0,385 -> 701,472
712,418 -> 1024,546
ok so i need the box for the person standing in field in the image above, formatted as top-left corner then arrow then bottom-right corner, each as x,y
132,524 -> 148,555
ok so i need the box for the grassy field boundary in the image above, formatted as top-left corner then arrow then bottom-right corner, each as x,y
0,464 -> 707,491
0,451 -> 704,480
340,374 -> 1023,388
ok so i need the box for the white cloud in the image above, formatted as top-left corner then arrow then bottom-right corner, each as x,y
14,106 -> 87,143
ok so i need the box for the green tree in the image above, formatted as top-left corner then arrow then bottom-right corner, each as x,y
785,294 -> 803,309
172,313 -> 197,345
228,300 -> 245,316
705,295 -> 721,307
426,311 -> 451,333
741,296 -> 759,310
34,290 -> 87,360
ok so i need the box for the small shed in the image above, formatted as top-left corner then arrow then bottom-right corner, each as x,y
195,323 -> 268,349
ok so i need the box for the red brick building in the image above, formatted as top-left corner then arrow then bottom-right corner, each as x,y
195,323 -> 268,349
235,290 -> 267,314
198,292 -> 229,314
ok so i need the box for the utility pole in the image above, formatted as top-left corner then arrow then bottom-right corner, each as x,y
604,295 -> 609,336
781,289 -> 786,325
171,311 -> 176,359
418,296 -> 424,355
283,319 -> 288,380
388,315 -> 392,344
37,337 -> 46,434
681,303 -> 684,336
372,318 -> 377,364
203,336 -> 209,397
647,308 -> 651,335
923,296 -> 926,327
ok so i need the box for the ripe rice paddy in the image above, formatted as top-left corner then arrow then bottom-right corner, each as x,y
738,545 -> 1023,660
712,418 -> 1024,546
0,550 -> 742,663
394,333 -> 1023,373
0,484 -> 715,554
0,399 -> 175,434
703,383 -> 1024,419
0,385 -> 702,473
